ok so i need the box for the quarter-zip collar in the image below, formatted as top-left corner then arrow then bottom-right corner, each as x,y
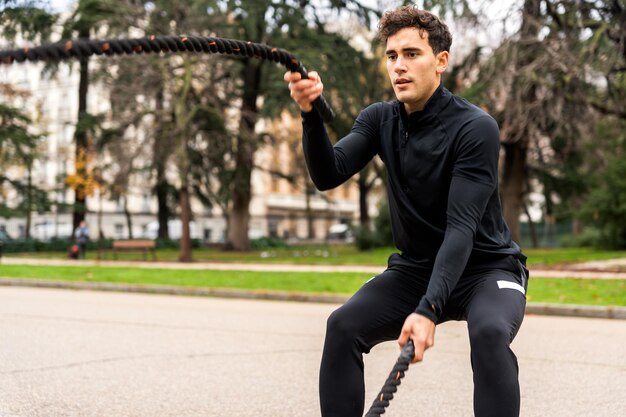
396,82 -> 451,130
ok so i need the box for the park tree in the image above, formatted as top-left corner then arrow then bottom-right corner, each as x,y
60,0 -> 145,235
0,1 -> 56,43
137,1 -> 247,251
0,85 -> 47,237
188,103 -> 233,242
0,2 -> 57,237
140,1 -> 230,260
1,0 -> 145,237
211,0 -> 379,250
95,0 -> 238,261
577,112 -> 626,248
456,0 -> 626,243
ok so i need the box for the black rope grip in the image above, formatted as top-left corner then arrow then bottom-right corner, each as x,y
364,340 -> 415,417
0,35 -> 335,122
294,62 -> 336,122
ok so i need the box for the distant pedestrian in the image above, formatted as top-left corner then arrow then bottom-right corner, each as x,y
74,221 -> 89,259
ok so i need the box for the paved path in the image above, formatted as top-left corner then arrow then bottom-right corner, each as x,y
2,256 -> 626,320
0,287 -> 624,417
3,256 -> 626,279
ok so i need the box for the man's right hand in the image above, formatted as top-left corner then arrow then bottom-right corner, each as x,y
283,70 -> 324,113
398,312 -> 436,364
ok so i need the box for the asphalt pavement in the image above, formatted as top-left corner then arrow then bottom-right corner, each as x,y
0,287 -> 624,417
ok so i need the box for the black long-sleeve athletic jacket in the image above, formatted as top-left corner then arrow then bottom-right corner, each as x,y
301,84 -> 523,323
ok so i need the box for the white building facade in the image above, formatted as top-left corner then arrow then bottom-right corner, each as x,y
0,56 -> 373,243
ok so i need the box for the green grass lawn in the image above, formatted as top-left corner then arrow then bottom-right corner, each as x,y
525,278 -> 626,306
0,264 -> 368,294
0,264 -> 624,307
7,245 -> 626,268
524,247 -> 626,267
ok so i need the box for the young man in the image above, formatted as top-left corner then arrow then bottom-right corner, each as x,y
284,6 -> 528,417
74,220 -> 90,259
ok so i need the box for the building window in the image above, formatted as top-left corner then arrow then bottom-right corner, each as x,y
115,223 -> 124,238
116,197 -> 124,213
343,184 -> 351,199
142,194 -> 150,212
271,173 -> 280,193
268,217 -> 280,238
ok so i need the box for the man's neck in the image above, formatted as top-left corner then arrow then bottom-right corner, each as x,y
404,81 -> 441,114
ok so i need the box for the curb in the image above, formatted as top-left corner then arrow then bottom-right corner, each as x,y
1,277 -> 625,320
524,303 -> 626,320
0,277 -> 350,304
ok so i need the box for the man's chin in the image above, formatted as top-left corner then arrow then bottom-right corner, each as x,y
394,91 -> 414,103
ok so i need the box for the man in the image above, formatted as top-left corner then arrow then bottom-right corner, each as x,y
284,5 -> 529,417
74,220 -> 89,259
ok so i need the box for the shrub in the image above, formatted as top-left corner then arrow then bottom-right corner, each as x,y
578,157 -> 626,249
353,225 -> 377,250
354,199 -> 394,251
250,237 -> 289,250
559,228 -> 602,248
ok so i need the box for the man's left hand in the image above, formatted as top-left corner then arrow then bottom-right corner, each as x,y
398,313 -> 436,364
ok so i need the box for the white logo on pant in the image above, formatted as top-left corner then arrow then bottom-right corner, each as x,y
497,280 -> 525,295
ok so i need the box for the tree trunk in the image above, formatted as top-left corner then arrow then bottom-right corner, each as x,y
155,174 -> 169,239
542,185 -> 555,244
178,184 -> 192,262
25,164 -> 32,239
523,202 -> 538,247
123,196 -> 133,239
175,61 -> 194,261
501,142 -> 527,243
97,190 -> 103,259
222,210 -> 231,245
358,170 -> 370,229
572,217 -> 584,236
305,179 -> 314,239
226,59 -> 261,251
72,30 -> 90,235
153,87 -> 170,240
499,0 -> 540,244
227,185 -> 252,250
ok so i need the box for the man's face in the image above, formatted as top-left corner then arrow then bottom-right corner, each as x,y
385,27 -> 448,113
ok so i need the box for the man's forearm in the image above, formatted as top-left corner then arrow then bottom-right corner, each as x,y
301,110 -> 345,190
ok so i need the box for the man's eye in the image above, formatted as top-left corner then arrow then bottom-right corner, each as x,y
387,55 -> 397,61
407,52 -> 418,58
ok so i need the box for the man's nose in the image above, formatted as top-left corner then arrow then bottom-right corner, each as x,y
394,58 -> 407,73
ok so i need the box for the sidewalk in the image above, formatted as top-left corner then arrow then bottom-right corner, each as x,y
1,256 -> 625,320
3,256 -> 626,278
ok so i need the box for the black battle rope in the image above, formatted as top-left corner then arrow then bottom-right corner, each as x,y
0,35 -> 335,122
364,340 -> 415,417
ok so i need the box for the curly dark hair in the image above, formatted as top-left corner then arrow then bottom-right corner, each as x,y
377,6 -> 452,54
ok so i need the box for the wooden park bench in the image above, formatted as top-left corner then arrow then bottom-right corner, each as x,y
112,239 -> 157,261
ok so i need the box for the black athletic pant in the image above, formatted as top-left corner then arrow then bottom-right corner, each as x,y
319,253 -> 528,417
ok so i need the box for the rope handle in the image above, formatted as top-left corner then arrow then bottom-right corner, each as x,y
0,35 -> 335,122
364,340 -> 415,417
294,62 -> 336,122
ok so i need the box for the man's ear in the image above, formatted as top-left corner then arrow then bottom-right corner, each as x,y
436,51 -> 449,74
